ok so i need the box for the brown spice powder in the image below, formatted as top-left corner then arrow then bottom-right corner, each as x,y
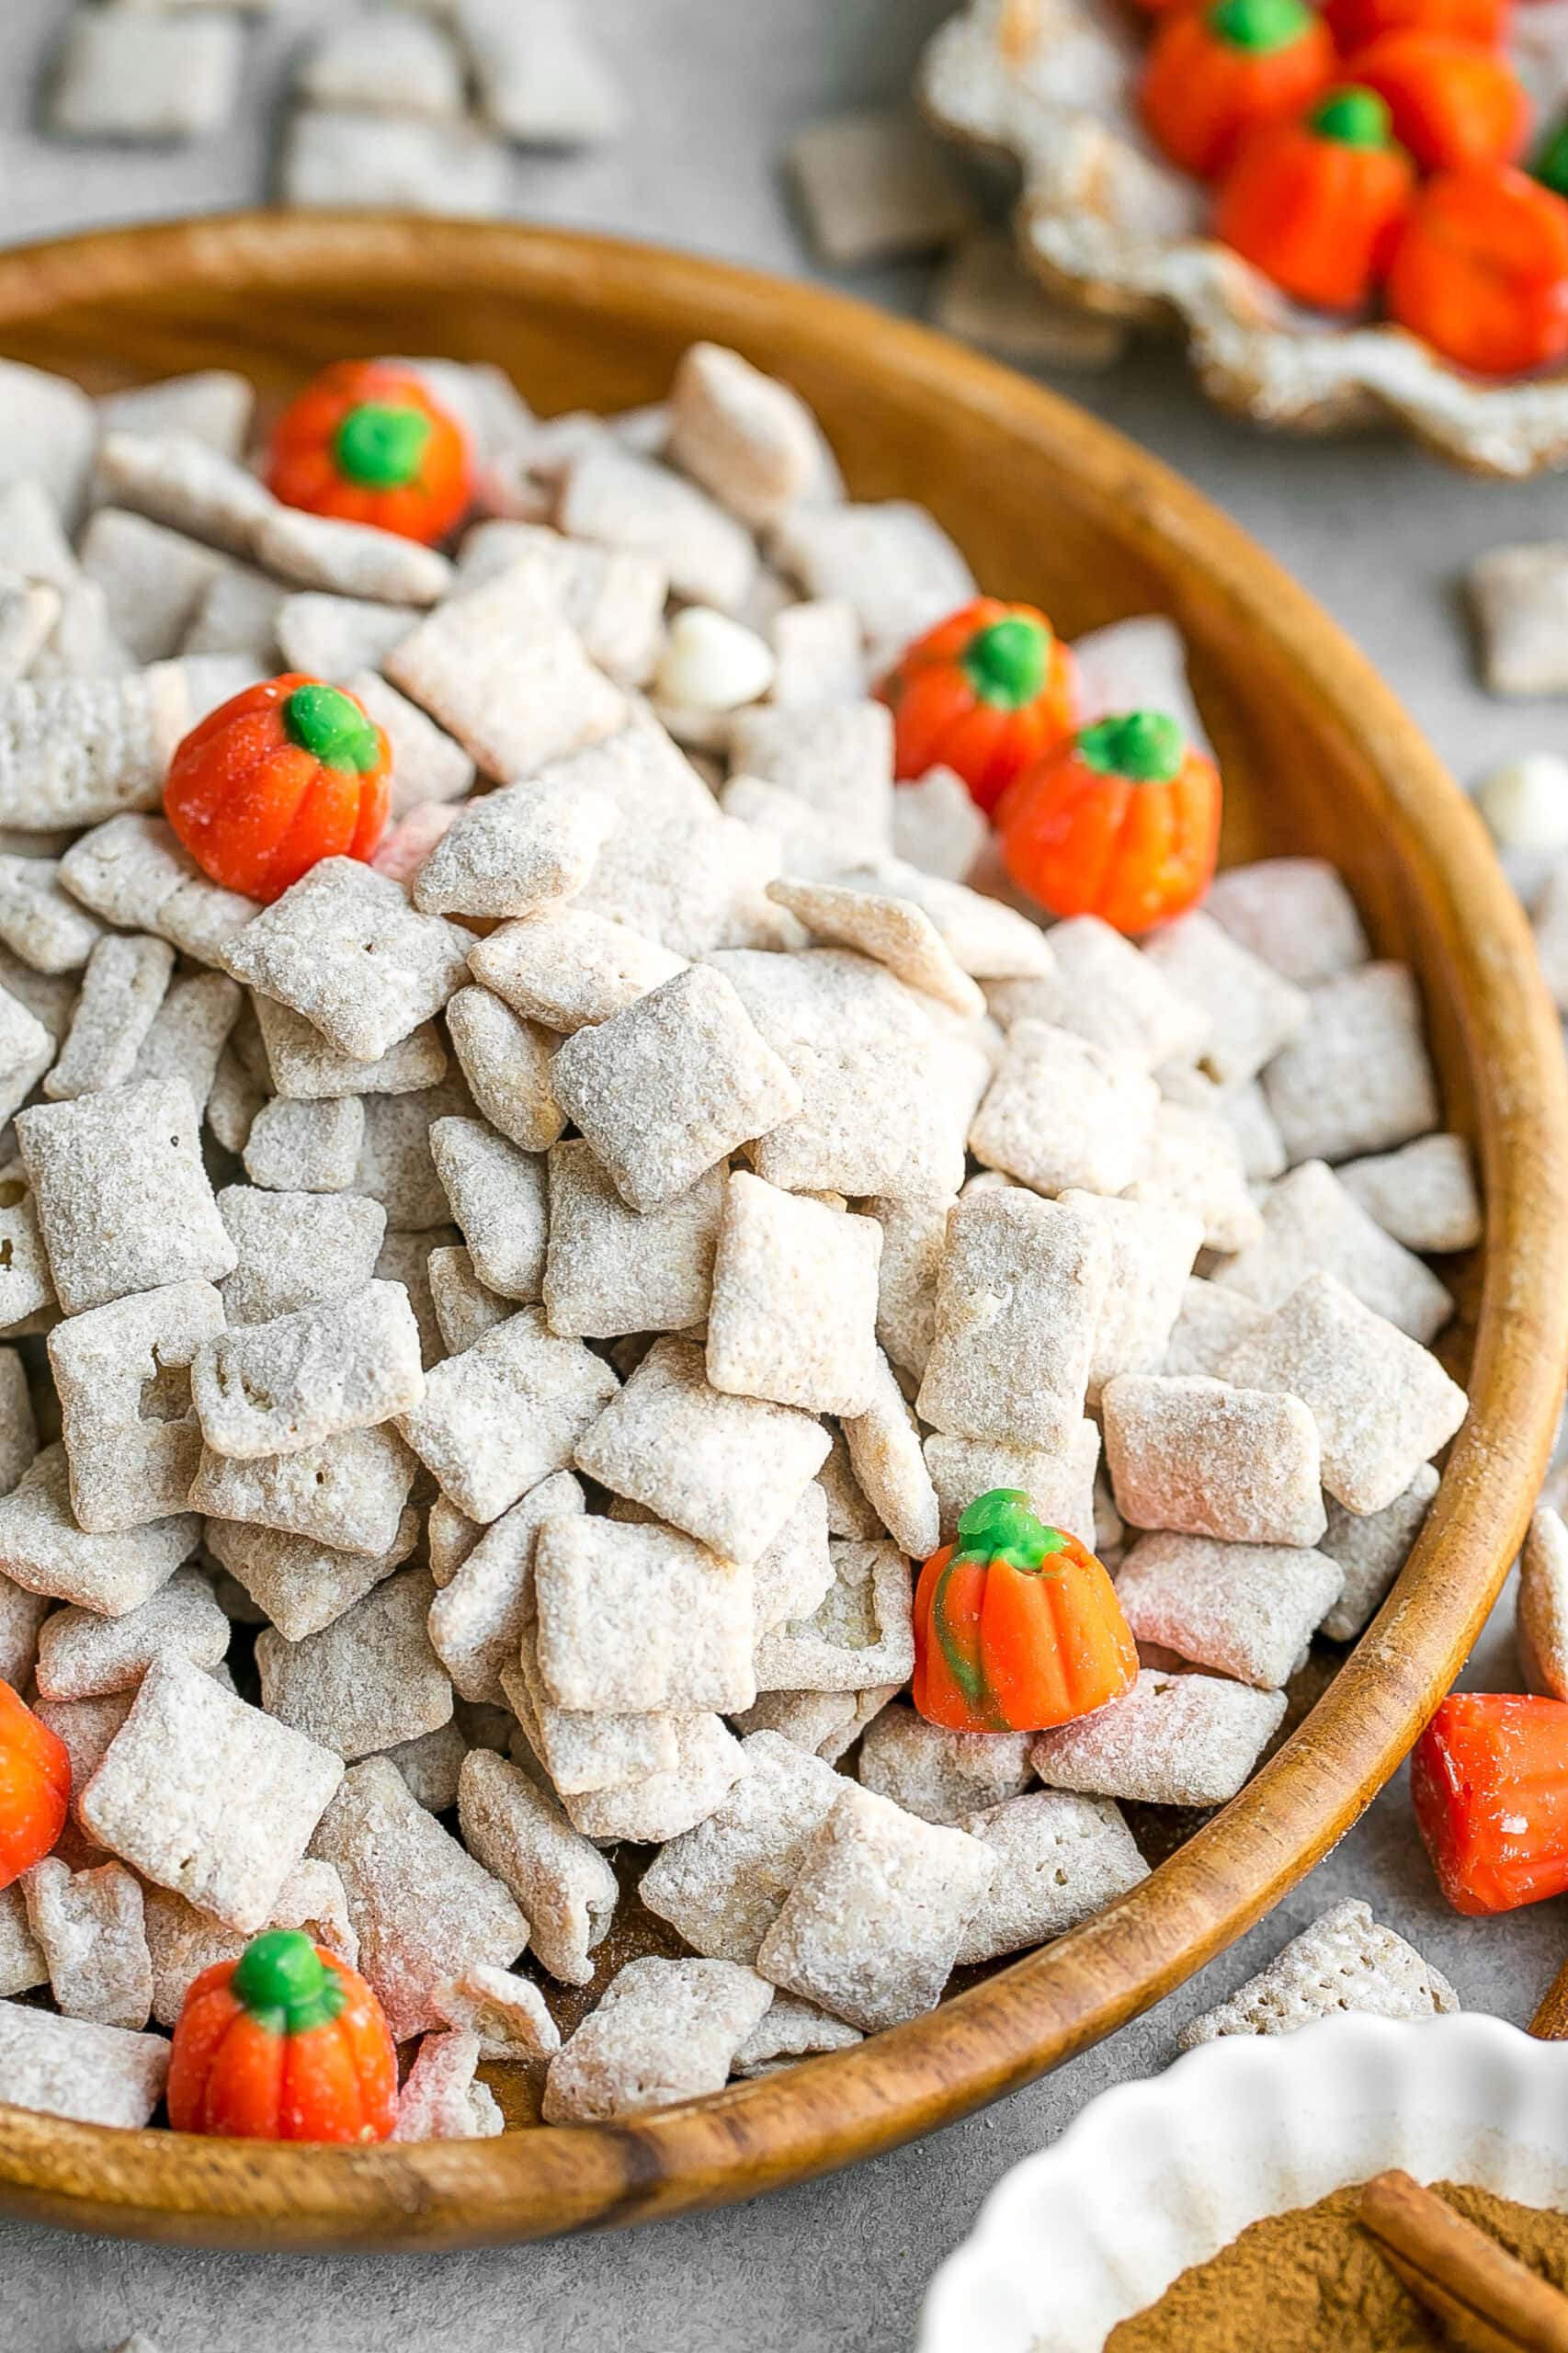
1105,2179 -> 1568,2352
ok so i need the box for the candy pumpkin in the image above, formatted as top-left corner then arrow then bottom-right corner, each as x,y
1140,0 -> 1336,181
913,1491 -> 1138,1736
167,1928 -> 398,2143
266,359 -> 472,547
995,710 -> 1222,937
164,673 -> 392,904
0,1678 -> 68,1891
1385,164 -> 1568,375
878,597 -> 1077,815
1346,35 -> 1532,174
1325,0 -> 1506,52
1214,89 -> 1417,312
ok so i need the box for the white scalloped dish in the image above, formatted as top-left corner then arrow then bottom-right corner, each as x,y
919,2014 -> 1568,2352
921,0 -> 1568,478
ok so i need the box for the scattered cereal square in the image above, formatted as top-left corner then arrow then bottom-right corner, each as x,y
1176,1899 -> 1457,2048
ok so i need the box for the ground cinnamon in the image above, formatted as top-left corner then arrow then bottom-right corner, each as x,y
1106,2181 -> 1568,2352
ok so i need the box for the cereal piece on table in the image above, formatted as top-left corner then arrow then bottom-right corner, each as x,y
575,1336 -> 829,1567
79,509 -> 225,668
534,1516 -> 755,1715
1114,1532 -> 1342,1689
0,367 -> 94,529
990,915 -> 1208,1072
280,107 -> 509,215
191,1281 -> 424,1461
398,1305 -> 617,1523
253,993 -> 447,1103
411,779 -> 614,924
445,986 -> 562,1156
428,1117 -> 547,1302
857,1705 -> 1031,1826
556,1709 -> 749,1847
295,9 -> 466,117
1203,858 -> 1369,988
0,1999 -> 168,2129
770,498 -> 976,670
843,1348 -> 941,1558
955,1790 -> 1149,1966
924,1422 -> 1101,1548
731,1995 -> 863,2075
931,229 -> 1129,369
969,1021 -> 1158,1199
1265,964 -> 1440,1168
730,702 -> 894,861
916,1189 -> 1111,1452
131,971 -> 240,1113
81,1653 -> 343,1933
1162,1278 -> 1267,1381
217,1186 -> 386,1327
311,1755 -> 527,2041
243,1095 -> 365,1194
0,856 -> 103,983
751,1483 -> 835,1633
756,1784 -> 993,2031
97,430 -> 273,561
869,1190 -> 953,1381
503,1643 -> 678,1801
1212,1158 -> 1453,1345
0,1443 -> 200,1613
204,1506 -> 421,1643
753,1539 -> 915,1695
460,0 -> 625,145
41,934 -> 173,1102
767,876 -> 984,1018
457,1750 -> 617,1984
1220,1273 -> 1468,1518
392,2027 -> 500,2143
1320,1463 -> 1440,1643
252,506 -> 452,608
1176,1898 -> 1458,2049
50,7 -> 244,140
98,370 -> 254,463
1058,1191 -> 1202,1405
222,860 -> 472,1063
48,1279 -> 222,1534
426,1245 -> 510,1357
714,947 -> 987,1200
256,1567 -> 452,1761
668,343 -> 826,529
787,107 -> 978,267
1139,912 -> 1310,1090
890,766 -> 988,882
142,1858 -> 357,2032
21,1856 -> 151,2029
1102,1374 -> 1326,1548
1518,1505 -> 1568,1699
705,1173 -> 881,1417
544,1142 -> 721,1339
542,1954 -> 771,2124
1469,541 -> 1568,696
188,1421 -> 416,1559
0,1884 -> 45,1999
59,814 -> 260,966
552,964 -> 801,1214
556,441 -> 755,615
433,1962 -> 561,2063
635,1732 -> 847,1967
1337,1133 -> 1482,1256
35,1565 -> 228,1705
386,565 -> 625,780
468,907 -> 685,1035
427,1470 -> 583,1706
1033,1669 -> 1287,1807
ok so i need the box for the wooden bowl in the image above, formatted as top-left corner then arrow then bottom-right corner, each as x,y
0,213 -> 1562,2253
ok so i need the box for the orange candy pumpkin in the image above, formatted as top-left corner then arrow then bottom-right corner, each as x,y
1214,88 -> 1417,312
167,1929 -> 398,2144
1141,0 -> 1336,181
1385,164 -> 1568,374
878,597 -> 1077,814
0,1678 -> 69,1891
1346,34 -> 1532,174
913,1492 -> 1138,1737
1325,0 -> 1506,53
996,710 -> 1222,937
164,673 -> 392,904
267,359 -> 472,547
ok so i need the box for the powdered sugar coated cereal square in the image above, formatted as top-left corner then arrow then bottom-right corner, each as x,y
222,859 -> 472,1063
542,1954 -> 773,2123
1102,1374 -> 1326,1548
1032,1670 -> 1286,1808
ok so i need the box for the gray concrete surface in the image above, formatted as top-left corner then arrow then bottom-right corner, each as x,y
1,2 -> 1566,2347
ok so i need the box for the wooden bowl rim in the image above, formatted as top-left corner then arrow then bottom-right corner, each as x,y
0,212 -> 1562,2252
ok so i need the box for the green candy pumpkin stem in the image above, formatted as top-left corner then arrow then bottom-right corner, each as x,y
954,1488 -> 1067,1575
1077,710 -> 1186,786
1210,0 -> 1313,51
233,1928 -> 345,2036
1537,117 -> 1568,201
961,615 -> 1050,710
333,400 -> 431,491
283,681 -> 382,774
1312,86 -> 1396,150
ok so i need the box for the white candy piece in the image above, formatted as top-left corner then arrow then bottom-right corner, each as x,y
654,608 -> 776,712
1476,754 -> 1568,853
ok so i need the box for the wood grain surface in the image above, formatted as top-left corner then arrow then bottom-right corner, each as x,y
0,212 -> 1562,2251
